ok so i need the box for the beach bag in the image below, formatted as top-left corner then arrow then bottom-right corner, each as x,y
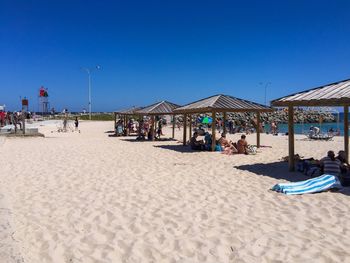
215,145 -> 222,152
305,166 -> 321,177
340,173 -> 350,186
247,145 -> 257,155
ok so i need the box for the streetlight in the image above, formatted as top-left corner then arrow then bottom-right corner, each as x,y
82,65 -> 101,120
259,82 -> 271,106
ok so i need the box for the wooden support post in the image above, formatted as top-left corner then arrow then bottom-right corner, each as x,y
189,114 -> 192,138
223,112 -> 227,134
183,114 -> 187,145
152,116 -> 155,141
211,111 -> 216,151
288,106 -> 295,171
172,114 -> 175,139
256,112 -> 261,148
344,106 -> 349,162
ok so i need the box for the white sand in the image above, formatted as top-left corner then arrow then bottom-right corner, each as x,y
1,120 -> 350,262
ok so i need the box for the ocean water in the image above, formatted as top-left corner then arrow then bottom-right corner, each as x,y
264,122 -> 344,136
264,112 -> 348,136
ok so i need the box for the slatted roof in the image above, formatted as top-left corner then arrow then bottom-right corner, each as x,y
135,100 -> 180,115
174,94 -> 273,114
271,78 -> 350,107
114,106 -> 143,115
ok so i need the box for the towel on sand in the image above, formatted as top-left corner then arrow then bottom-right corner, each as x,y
271,174 -> 342,195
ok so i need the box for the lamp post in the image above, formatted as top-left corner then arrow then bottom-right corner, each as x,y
82,65 -> 101,120
259,82 -> 271,106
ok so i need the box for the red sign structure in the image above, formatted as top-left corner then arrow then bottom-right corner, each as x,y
39,86 -> 50,114
39,86 -> 48,97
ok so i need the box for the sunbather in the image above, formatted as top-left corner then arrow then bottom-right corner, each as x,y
237,135 -> 248,154
218,133 -> 237,155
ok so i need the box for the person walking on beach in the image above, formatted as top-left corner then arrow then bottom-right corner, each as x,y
74,117 -> 79,131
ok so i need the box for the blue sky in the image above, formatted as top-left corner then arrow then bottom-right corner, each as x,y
1,0 -> 350,112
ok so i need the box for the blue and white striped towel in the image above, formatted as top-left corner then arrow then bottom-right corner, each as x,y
271,174 -> 342,195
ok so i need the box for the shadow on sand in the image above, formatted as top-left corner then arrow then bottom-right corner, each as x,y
235,161 -> 350,196
153,144 -> 201,153
234,161 -> 307,182
120,138 -> 177,143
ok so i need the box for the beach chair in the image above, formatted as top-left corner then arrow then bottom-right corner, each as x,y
307,133 -> 333,141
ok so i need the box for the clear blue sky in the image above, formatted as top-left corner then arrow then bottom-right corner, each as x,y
1,0 -> 350,112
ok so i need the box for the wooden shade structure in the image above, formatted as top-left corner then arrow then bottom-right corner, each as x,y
135,100 -> 180,140
271,78 -> 350,171
173,94 -> 273,150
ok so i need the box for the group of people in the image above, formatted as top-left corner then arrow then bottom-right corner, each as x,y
0,111 -> 26,132
116,119 -> 140,136
116,117 -> 165,140
299,150 -> 350,186
320,150 -> 348,177
190,131 -> 250,155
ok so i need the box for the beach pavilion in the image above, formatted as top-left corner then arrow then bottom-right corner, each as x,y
271,78 -> 350,171
114,106 -> 143,134
135,100 -> 180,140
173,94 -> 273,151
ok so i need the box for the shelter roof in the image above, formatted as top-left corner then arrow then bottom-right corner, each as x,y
114,106 -> 143,115
174,94 -> 273,114
271,78 -> 350,107
135,101 -> 180,115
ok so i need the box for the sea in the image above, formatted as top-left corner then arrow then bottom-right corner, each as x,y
266,112 -> 348,136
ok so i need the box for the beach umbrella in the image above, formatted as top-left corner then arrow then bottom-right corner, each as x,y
200,116 -> 212,124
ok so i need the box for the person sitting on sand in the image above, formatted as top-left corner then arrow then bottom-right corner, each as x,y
218,133 -> 238,155
204,132 -> 212,150
320,151 -> 341,176
237,134 -> 248,154
218,133 -> 229,147
336,150 -> 349,174
190,132 -> 205,150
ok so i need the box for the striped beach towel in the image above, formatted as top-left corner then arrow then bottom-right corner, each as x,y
271,174 -> 342,195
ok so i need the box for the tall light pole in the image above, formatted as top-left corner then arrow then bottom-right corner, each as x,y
82,65 -> 101,120
259,82 -> 271,106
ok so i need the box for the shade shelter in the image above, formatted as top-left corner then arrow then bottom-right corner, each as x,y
135,100 -> 180,140
271,78 -> 350,171
114,106 -> 143,134
173,94 -> 273,151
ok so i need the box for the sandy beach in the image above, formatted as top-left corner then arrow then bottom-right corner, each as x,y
1,120 -> 350,263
